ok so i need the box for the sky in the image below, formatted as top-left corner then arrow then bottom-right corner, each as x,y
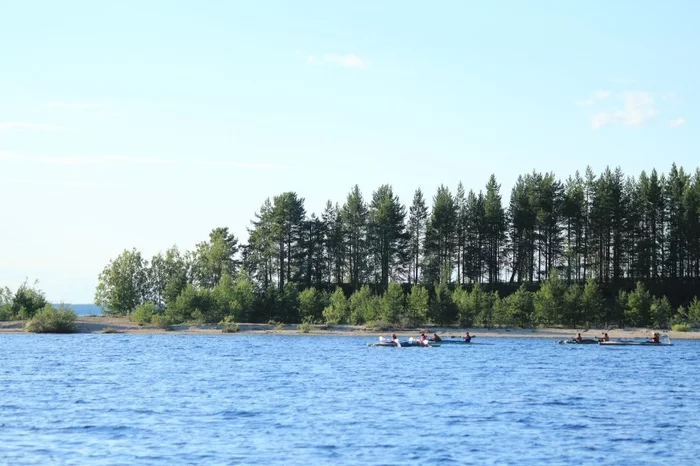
0,0 -> 697,303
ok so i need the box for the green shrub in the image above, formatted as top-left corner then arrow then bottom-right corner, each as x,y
151,314 -> 173,329
299,321 -> 311,333
130,301 -> 155,325
672,323 -> 690,332
0,305 -> 13,321
366,320 -> 393,331
220,316 -> 239,333
191,309 -> 206,324
24,305 -> 77,333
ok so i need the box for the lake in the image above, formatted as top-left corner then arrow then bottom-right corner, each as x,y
1,334 -> 698,465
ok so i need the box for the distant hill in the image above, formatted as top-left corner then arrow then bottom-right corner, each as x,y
53,304 -> 103,316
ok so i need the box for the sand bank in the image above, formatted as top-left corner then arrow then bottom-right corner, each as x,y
1,316 -> 698,340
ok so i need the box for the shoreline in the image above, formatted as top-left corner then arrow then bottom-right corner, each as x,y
0,316 -> 698,339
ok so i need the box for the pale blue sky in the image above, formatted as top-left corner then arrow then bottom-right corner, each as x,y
1,0 -> 697,302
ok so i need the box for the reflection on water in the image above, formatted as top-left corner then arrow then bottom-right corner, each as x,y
1,334 -> 698,465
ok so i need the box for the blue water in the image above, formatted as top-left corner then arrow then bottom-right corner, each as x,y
53,304 -> 102,316
1,335 -> 698,465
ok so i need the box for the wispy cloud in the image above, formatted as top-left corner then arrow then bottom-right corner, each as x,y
590,91 -> 658,129
323,53 -> 369,68
40,102 -> 101,110
0,122 -> 71,133
576,90 -> 611,106
591,113 -> 614,129
302,50 -> 370,69
207,161 -> 295,170
668,117 -> 686,128
36,155 -> 175,166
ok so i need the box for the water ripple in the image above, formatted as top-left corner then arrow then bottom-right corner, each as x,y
0,334 -> 699,464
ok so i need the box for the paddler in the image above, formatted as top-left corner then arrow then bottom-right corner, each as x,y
599,332 -> 610,342
464,332 -> 472,343
575,333 -> 583,342
432,333 -> 442,342
650,332 -> 660,343
419,332 -> 428,345
391,333 -> 399,346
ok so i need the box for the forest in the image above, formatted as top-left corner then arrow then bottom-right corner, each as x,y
81,163 -> 700,330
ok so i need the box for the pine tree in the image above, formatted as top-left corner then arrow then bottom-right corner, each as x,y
407,188 -> 429,284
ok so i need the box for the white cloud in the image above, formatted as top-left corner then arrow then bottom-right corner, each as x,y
324,53 -> 369,68
304,52 -> 370,69
589,91 -> 657,129
668,117 -> 686,128
207,161 -> 295,170
576,90 -> 611,106
40,102 -> 101,110
36,155 -> 174,166
0,122 -> 71,133
615,92 -> 657,126
591,113 -> 614,129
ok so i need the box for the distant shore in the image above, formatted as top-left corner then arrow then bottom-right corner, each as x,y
0,316 -> 698,339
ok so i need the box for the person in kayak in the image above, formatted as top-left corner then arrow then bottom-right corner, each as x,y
575,333 -> 583,342
649,332 -> 660,343
599,332 -> 610,342
391,333 -> 399,346
432,333 -> 442,342
419,332 -> 428,345
464,332 -> 472,343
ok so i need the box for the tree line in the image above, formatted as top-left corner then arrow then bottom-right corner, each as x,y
92,163 -> 700,329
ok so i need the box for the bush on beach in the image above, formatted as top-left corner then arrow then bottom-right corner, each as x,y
24,304 -> 77,333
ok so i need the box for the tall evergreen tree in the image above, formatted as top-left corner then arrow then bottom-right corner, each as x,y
424,185 -> 457,284
367,184 -> 409,288
508,175 -> 535,283
244,198 -> 277,290
192,227 -> 240,288
321,201 -> 345,284
341,185 -> 369,289
562,172 -> 585,282
407,188 -> 429,284
271,192 -> 306,289
464,190 -> 486,283
483,175 -> 507,284
454,182 -> 467,284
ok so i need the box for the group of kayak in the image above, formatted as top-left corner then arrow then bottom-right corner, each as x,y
368,332 -> 473,347
369,330 -> 672,347
558,332 -> 672,346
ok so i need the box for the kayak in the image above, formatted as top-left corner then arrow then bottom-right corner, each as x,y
429,338 -> 471,344
558,338 -> 599,345
368,336 -> 439,347
599,340 -> 673,346
367,341 -> 439,347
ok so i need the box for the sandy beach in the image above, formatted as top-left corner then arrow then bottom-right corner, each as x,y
0,316 -> 697,340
